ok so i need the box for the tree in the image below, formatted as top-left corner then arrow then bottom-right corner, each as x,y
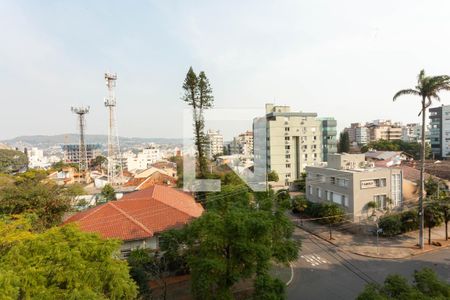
441,196 -> 450,240
0,149 -> 28,174
101,184 -> 116,201
357,268 -> 450,300
338,132 -> 350,153
318,203 -> 345,240
0,217 -> 137,299
160,186 -> 299,299
393,70 -> 450,249
424,201 -> 444,245
182,67 -> 214,179
0,174 -> 72,230
425,176 -> 439,197
91,155 -> 107,171
293,172 -> 307,192
378,215 -> 402,237
267,170 -> 279,182
367,201 -> 377,216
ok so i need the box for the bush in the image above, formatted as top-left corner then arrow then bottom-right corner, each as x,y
379,215 -> 402,237
400,210 -> 419,233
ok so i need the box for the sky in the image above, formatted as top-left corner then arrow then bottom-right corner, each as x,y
1,0 -> 450,141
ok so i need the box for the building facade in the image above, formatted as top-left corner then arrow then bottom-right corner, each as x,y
344,123 -> 370,145
62,144 -> 102,166
126,145 -> 162,171
205,129 -> 224,159
253,103 -> 337,185
429,105 -> 450,159
305,153 -> 403,220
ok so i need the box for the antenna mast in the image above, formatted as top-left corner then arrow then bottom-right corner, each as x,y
71,106 -> 90,179
104,72 -> 123,185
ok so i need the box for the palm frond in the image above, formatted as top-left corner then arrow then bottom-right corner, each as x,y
393,89 -> 420,101
417,69 -> 426,86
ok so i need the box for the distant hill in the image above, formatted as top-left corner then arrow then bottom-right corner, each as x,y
1,134 -> 184,149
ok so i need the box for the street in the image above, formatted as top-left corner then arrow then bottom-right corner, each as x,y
287,227 -> 450,300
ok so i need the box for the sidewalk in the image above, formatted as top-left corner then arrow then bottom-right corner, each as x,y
293,215 -> 450,259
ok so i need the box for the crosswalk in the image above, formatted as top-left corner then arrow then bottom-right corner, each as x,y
300,254 -> 329,267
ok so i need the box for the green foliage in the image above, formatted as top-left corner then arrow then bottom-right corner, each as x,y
51,160 -> 79,172
0,149 -> 28,174
338,131 -> 350,153
253,274 -> 286,300
182,67 -> 214,178
379,215 -> 402,237
400,210 -> 419,233
425,176 -> 439,197
304,201 -> 345,224
101,184 -> 116,201
91,155 -> 107,170
357,268 -> 450,300
292,173 -> 306,192
360,139 -> 431,160
0,218 -> 138,299
292,196 -> 308,213
0,174 -> 72,230
424,201 -> 444,244
267,170 -> 279,182
160,186 -> 299,299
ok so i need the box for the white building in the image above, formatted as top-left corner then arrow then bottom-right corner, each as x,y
237,131 -> 254,156
125,145 -> 162,171
205,130 -> 224,159
28,147 -> 54,169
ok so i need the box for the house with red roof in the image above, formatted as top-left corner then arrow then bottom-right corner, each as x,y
64,185 -> 203,256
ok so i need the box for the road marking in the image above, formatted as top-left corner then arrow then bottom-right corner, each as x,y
300,254 -> 329,267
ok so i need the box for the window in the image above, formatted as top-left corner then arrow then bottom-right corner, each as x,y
285,173 -> 291,178
285,127 -> 290,131
285,154 -> 291,159
325,190 -> 329,200
317,188 -> 322,198
285,145 -> 290,150
374,195 -> 387,209
303,154 -> 308,160
308,185 -> 312,195
285,137 -> 290,141
330,177 -> 336,184
286,164 -> 291,168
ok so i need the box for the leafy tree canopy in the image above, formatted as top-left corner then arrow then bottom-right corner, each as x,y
360,139 -> 431,160
357,268 -> 450,300
0,216 -> 137,300
101,184 -> 116,201
160,186 -> 299,299
267,170 -> 279,182
0,149 -> 28,174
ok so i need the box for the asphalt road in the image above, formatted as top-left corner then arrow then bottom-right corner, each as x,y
287,227 -> 450,300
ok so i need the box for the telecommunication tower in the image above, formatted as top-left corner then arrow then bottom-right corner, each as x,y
104,72 -> 123,185
71,106 -> 90,177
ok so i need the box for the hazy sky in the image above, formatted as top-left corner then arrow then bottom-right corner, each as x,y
1,0 -> 450,140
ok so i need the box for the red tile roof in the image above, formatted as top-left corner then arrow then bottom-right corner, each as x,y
64,185 -> 203,241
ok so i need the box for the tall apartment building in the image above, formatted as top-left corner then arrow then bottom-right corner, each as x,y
237,131 -> 254,156
62,144 -> 102,166
401,123 -> 430,143
429,105 -> 450,159
205,129 -> 224,159
253,104 -> 337,185
344,123 -> 370,145
306,153 -> 403,220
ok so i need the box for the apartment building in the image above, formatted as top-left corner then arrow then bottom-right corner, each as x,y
253,103 -> 337,185
429,104 -> 450,159
305,153 -> 403,220
367,120 -> 402,141
237,131 -> 254,156
205,129 -> 224,159
62,144 -> 102,166
344,123 -> 370,145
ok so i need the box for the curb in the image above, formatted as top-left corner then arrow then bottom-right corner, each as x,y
296,224 -> 450,260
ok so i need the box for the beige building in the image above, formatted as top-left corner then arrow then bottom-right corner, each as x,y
205,129 -> 224,159
305,153 -> 403,220
367,120 -> 402,142
254,104 -> 337,186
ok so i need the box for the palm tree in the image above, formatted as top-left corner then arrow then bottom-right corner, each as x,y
393,70 -> 450,249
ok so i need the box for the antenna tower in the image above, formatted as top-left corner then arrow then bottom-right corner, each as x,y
104,72 -> 123,185
71,106 -> 90,178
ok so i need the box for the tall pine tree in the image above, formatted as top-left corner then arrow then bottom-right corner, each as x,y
182,67 -> 214,178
